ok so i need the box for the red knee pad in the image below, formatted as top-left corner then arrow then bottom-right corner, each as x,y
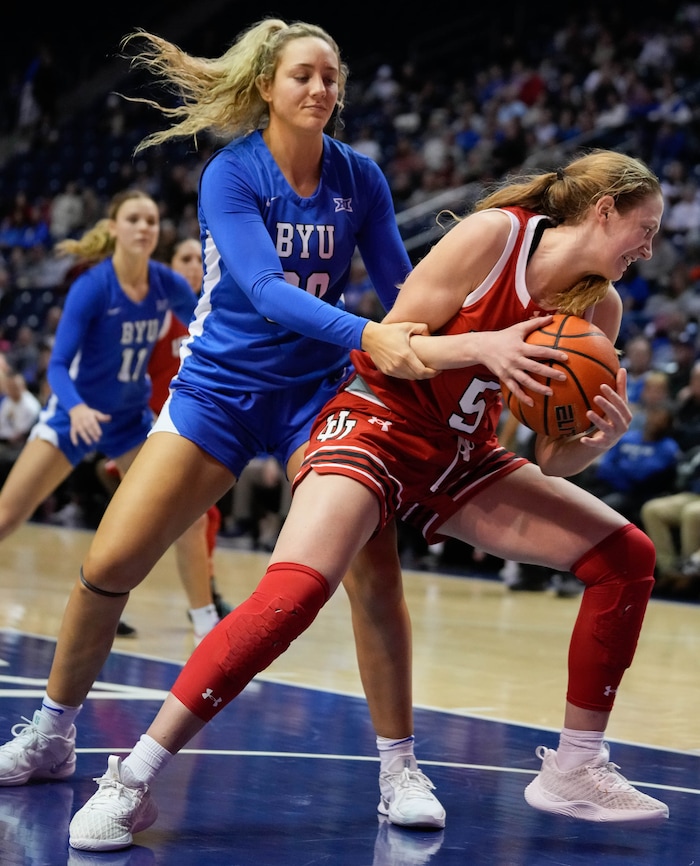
172,562 -> 329,721
567,524 -> 655,712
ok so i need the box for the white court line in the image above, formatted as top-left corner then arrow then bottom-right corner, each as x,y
71,748 -> 700,798
0,674 -> 168,700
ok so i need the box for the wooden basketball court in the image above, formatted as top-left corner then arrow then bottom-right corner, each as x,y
1,521 -> 698,865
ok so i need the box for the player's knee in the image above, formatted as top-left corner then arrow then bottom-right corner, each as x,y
218,563 -> 329,673
81,546 -> 138,595
573,523 -> 655,587
573,524 -> 655,669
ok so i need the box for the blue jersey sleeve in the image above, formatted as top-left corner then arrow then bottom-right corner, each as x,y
47,270 -> 107,411
166,267 -> 198,325
354,160 -> 412,312
200,157 -> 368,350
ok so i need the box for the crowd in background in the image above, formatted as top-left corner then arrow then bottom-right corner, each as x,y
2,2 -> 700,598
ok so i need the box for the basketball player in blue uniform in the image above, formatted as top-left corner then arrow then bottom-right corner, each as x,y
0,20 -> 446,830
0,189 -> 195,532
0,189 -> 224,640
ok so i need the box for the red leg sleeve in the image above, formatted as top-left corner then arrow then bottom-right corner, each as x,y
567,524 -> 655,712
205,505 -> 221,558
172,562 -> 329,721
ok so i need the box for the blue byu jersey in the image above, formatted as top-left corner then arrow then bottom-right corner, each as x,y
174,131 -> 412,394
47,257 -> 197,415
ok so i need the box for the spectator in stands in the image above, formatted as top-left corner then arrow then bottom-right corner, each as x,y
615,261 -> 652,339
628,368 -> 672,431
580,402 -> 681,526
5,325 -> 41,390
640,443 -> 700,594
349,123 -> 383,164
664,180 -> 700,252
672,358 -> 700,451
0,368 -> 41,485
228,455 -> 290,552
342,255 -> 378,316
49,181 -> 85,242
621,333 -> 655,405
0,191 -> 50,250
664,322 -> 699,397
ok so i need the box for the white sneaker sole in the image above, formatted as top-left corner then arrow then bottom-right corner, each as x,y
69,796 -> 158,851
378,798 -> 446,829
524,776 -> 669,824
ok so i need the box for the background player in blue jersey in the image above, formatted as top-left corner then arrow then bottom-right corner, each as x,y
0,20 -> 446,830
97,236 -> 233,633
0,189 -> 225,643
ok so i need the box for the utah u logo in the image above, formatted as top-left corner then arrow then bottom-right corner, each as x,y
316,410 -> 357,441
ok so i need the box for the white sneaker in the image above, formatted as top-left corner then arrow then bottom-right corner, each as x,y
69,755 -> 158,851
524,745 -> 669,823
0,711 -> 76,785
378,766 -> 446,829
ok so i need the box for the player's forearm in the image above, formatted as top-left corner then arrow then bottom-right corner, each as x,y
409,333 -> 482,370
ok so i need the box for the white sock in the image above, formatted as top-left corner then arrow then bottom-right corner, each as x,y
555,728 -> 606,770
188,603 -> 219,637
121,734 -> 173,787
36,694 -> 81,737
377,735 -> 417,773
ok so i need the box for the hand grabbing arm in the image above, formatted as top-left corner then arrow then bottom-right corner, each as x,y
408,316 -> 568,401
361,320 -> 437,379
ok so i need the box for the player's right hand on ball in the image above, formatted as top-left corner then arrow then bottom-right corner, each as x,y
483,317 -> 567,406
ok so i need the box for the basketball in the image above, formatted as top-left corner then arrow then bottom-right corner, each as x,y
500,314 -> 620,438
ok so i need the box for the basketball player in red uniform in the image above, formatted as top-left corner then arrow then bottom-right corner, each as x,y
71,149 -> 669,846
149,238 -> 229,626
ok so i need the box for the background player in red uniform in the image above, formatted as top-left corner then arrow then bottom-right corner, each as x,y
148,237 -> 231,627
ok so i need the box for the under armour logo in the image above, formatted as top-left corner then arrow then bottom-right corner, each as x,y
202,688 -> 223,707
333,197 -> 353,212
603,685 -> 617,697
368,416 -> 392,432
316,409 -> 357,441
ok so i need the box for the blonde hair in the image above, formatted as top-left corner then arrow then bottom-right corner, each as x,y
121,18 -> 348,153
55,189 -> 156,262
475,149 -> 662,316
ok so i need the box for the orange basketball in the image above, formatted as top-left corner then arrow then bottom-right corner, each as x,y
500,314 -> 620,439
